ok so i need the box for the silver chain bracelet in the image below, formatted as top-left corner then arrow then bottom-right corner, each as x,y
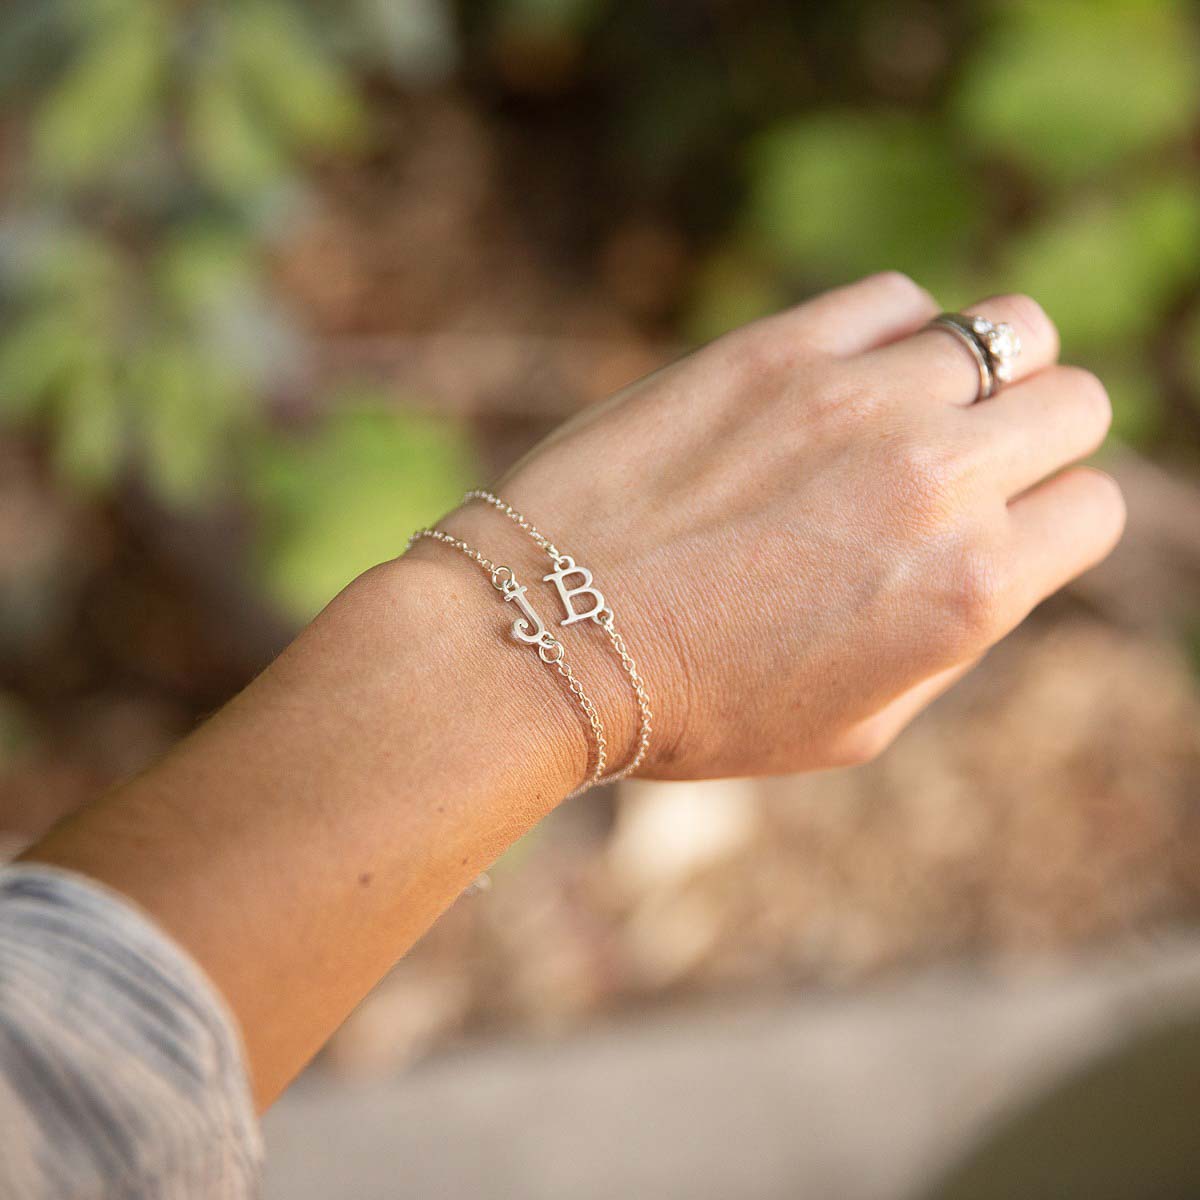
408,492 -> 653,791
464,490 -> 653,782
406,528 -> 609,793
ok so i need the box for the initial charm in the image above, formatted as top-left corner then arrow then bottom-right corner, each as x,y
498,576 -> 552,646
544,554 -> 607,626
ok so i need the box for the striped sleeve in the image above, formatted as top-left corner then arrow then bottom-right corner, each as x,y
0,864 -> 262,1199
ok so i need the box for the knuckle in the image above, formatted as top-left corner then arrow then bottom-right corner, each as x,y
722,323 -> 794,385
941,540 -> 1005,648
883,434 -> 963,523
829,721 -> 893,769
872,270 -> 932,304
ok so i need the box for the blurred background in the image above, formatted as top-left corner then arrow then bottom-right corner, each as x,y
2,1 -> 1200,1197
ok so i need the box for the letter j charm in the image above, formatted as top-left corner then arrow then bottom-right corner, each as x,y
497,576 -> 552,646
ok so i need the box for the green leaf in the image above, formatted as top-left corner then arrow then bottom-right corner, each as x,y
53,368 -> 124,488
151,226 -> 299,395
747,112 -> 977,287
129,338 -> 252,502
955,2 -> 1200,183
0,229 -> 128,423
31,2 -> 165,185
0,310 -> 85,418
188,65 -> 290,200
14,225 -> 128,319
231,1 -> 362,149
250,403 -> 477,620
999,180 -> 1200,351
154,226 -> 257,319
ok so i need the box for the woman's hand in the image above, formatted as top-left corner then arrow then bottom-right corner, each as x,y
438,273 -> 1124,782
24,272 -> 1125,1105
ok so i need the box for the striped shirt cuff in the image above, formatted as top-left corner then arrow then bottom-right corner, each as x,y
0,863 -> 262,1198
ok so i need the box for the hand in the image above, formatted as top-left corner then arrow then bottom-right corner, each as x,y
437,273 -> 1124,781
22,273 -> 1125,1107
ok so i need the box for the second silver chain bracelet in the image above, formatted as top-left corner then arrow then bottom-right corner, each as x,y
409,491 -> 652,790
406,527 -> 611,793
463,490 -> 653,783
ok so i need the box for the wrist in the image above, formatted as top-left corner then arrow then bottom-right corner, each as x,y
405,500 -> 651,784
337,551 -> 589,808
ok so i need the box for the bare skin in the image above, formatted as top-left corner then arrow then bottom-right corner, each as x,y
21,274 -> 1125,1108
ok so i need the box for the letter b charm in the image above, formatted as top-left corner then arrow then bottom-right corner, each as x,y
544,555 -> 607,626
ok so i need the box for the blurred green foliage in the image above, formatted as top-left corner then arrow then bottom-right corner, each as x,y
2,0 -> 1199,622
457,0 -> 1200,456
686,0 -> 1200,450
0,1 -> 358,494
746,112 -> 979,295
0,0 -> 471,615
1001,182 -> 1200,348
953,3 -> 1196,185
250,405 -> 475,619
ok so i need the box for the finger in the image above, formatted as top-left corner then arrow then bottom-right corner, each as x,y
1007,467 -> 1126,606
963,365 -> 1113,499
861,292 -> 1060,407
760,271 -> 939,357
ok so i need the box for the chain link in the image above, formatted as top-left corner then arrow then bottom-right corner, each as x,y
406,527 -> 499,575
407,527 -> 607,793
464,489 -> 558,556
465,490 -> 653,782
597,616 -> 653,781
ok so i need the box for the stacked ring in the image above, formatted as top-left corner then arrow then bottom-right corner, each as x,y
927,313 -> 1022,402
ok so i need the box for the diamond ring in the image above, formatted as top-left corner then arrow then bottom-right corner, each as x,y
927,313 -> 1022,402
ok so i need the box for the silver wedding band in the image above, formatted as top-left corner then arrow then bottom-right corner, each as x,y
927,313 -> 1022,403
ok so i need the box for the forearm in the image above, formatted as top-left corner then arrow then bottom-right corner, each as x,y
21,553 -> 584,1107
